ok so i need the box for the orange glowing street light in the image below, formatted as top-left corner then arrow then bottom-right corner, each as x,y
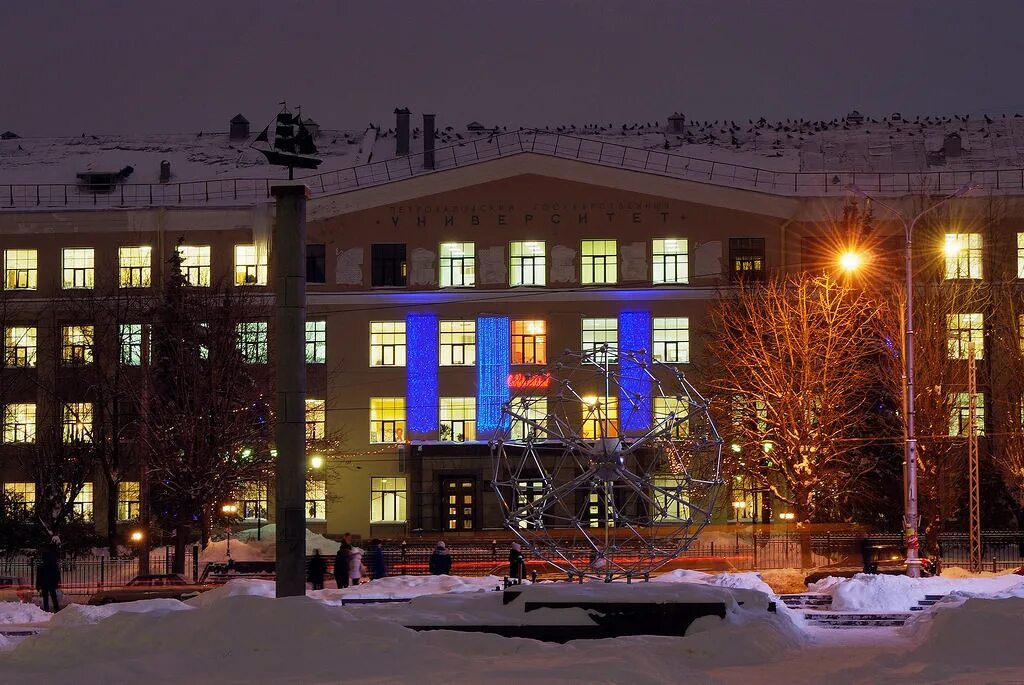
838,250 -> 865,272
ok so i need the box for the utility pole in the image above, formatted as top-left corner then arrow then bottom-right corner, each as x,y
967,341 -> 981,573
272,184 -> 308,597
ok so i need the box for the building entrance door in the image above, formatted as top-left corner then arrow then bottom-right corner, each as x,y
442,478 -> 476,531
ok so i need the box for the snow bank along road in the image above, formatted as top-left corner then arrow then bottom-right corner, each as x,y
0,570 -> 1021,684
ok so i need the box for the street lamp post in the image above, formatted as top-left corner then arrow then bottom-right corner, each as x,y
221,503 -> 238,559
845,183 -> 974,578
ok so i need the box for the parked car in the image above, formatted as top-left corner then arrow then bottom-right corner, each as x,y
87,574 -> 214,605
199,560 -> 277,584
804,544 -> 933,585
0,575 -> 35,603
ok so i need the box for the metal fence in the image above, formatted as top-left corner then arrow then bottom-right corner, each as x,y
6,130 -> 1024,210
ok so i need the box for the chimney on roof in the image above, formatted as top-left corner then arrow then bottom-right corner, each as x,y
395,107 -> 411,155
667,113 -> 686,134
944,132 -> 962,158
423,113 -> 436,169
229,114 -> 250,140
303,117 -> 320,139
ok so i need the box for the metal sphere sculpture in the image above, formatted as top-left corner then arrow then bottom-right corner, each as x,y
490,345 -> 723,580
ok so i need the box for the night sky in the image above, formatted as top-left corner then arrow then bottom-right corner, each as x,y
2,0 -> 1021,136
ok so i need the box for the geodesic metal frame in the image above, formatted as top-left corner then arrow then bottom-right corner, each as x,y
490,345 -> 724,580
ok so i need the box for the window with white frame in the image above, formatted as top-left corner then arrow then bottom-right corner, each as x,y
306,399 -> 325,441
236,322 -> 268,363
652,317 -> 689,363
946,313 -> 984,360
117,481 -> 140,521
3,482 -> 34,512
371,476 -> 407,523
71,483 -> 94,521
652,476 -> 690,521
62,325 -> 94,365
234,245 -> 268,286
237,481 -> 268,521
511,320 -> 547,365
949,392 -> 985,436
581,240 -> 617,285
119,246 -> 152,288
2,403 -> 35,443
62,248 -> 95,289
440,397 -> 476,441
177,245 -> 211,287
581,395 -> 617,439
439,242 -> 475,287
581,318 -> 618,364
120,323 -> 146,366
4,249 -> 37,290
4,326 -> 36,367
652,239 -> 688,284
306,320 -> 326,364
509,241 -> 546,286
370,321 -> 406,367
370,397 -> 406,443
654,396 -> 690,438
944,233 -> 983,280
515,479 -> 546,529
439,321 -> 475,366
306,480 -> 326,520
63,402 -> 93,443
508,396 -> 548,441
1018,233 -> 1024,279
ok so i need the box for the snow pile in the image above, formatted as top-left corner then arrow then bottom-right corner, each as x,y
199,526 -> 340,563
0,602 -> 50,625
759,568 -> 809,594
908,597 -> 1024,667
185,579 -> 277,609
810,572 -> 1024,612
652,569 -> 776,597
48,599 -> 193,628
313,574 -> 504,602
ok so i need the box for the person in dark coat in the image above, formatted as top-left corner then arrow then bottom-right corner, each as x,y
428,541 -> 452,575
307,549 -> 327,590
369,539 -> 387,580
36,548 -> 61,613
335,543 -> 351,589
508,542 -> 526,581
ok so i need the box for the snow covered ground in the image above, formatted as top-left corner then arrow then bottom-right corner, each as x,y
0,570 -> 1022,683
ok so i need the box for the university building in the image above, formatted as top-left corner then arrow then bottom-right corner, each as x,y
3,111 -> 1024,539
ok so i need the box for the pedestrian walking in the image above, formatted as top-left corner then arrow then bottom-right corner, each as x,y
348,545 -> 365,586
369,539 -> 387,580
335,543 -> 351,589
36,548 -> 61,613
308,549 -> 327,590
509,542 -> 526,582
428,541 -> 452,575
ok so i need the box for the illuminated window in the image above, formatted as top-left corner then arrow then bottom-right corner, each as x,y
511,320 -> 547,365
70,483 -> 94,521
4,326 -> 36,367
119,246 -> 152,288
439,321 -> 475,366
237,481 -> 268,521
2,404 -> 35,443
944,233 -> 982,280
949,392 -> 985,436
654,397 -> 690,438
652,317 -> 689,363
1018,234 -> 1024,279
508,396 -> 548,441
120,323 -> 146,366
3,482 -> 34,511
440,397 -> 476,441
581,318 -> 618,364
63,402 -> 93,443
306,480 -> 326,520
234,245 -> 268,286
370,321 -> 406,367
652,476 -> 690,521
62,325 -> 94,365
439,242 -> 475,288
510,241 -> 546,286
370,397 -> 406,443
652,239 -> 688,284
729,238 -> 765,282
306,320 -> 326,364
177,245 -> 211,287
581,395 -> 617,439
306,399 -> 325,441
515,479 -> 546,529
62,248 -> 95,289
4,249 -> 37,290
371,476 -> 407,523
946,313 -> 983,360
581,240 -> 617,285
117,481 -> 140,521
236,322 -> 268,363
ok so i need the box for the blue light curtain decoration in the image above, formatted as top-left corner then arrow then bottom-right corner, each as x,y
476,315 -> 511,437
406,313 -> 439,436
619,310 -> 652,433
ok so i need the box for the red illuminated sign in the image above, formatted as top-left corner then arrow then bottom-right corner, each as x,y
507,372 -> 551,390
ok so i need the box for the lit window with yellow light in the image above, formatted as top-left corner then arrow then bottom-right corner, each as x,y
70,482 -> 94,521
949,392 -> 985,436
119,246 -> 152,288
440,320 -> 475,366
652,239 -> 688,284
440,397 -> 476,441
4,249 -> 37,290
439,242 -> 475,288
62,248 -> 95,289
581,240 -> 617,285
943,233 -> 982,280
946,313 -> 983,360
236,481 -> 268,521
371,476 -> 407,523
510,241 -> 546,286
3,482 -> 34,511
4,326 -> 36,367
306,480 -> 326,520
2,403 -> 35,443
508,396 -> 548,441
581,395 -> 617,439
652,475 -> 690,521
62,325 -> 94,365
512,320 -> 546,365
177,245 -> 211,287
117,481 -> 141,521
370,397 -> 406,443
234,245 -> 268,286
63,402 -> 93,443
370,321 -> 406,367
581,318 -> 617,364
236,322 -> 268,363
306,399 -> 326,441
654,396 -> 689,438
652,317 -> 689,363
1018,233 -> 1024,279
